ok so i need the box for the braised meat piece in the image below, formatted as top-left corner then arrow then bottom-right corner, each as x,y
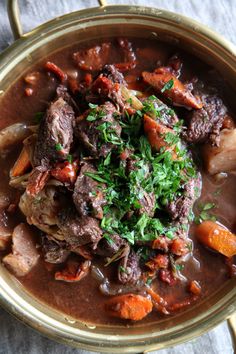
59,212 -> 103,248
138,191 -> 156,218
19,185 -> 64,239
56,85 -> 80,114
115,38 -> 136,71
184,95 -> 227,146
102,64 -> 126,85
125,156 -> 156,217
73,162 -> 107,219
166,174 -> 201,222
85,65 -> 126,111
41,235 -> 70,264
73,43 -> 111,71
96,234 -> 126,257
75,101 -> 121,158
33,96 -> 75,167
3,223 -> 39,277
118,250 -> 141,285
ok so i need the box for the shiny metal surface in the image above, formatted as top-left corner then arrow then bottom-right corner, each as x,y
0,2 -> 236,353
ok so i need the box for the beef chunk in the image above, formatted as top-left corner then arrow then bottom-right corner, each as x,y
56,85 -> 79,114
184,95 -> 227,145
138,191 -> 156,218
118,250 -> 141,285
166,174 -> 201,222
96,234 -> 126,257
102,64 -> 126,84
73,162 -> 107,219
75,101 -> 121,158
86,71 -> 126,111
59,213 -> 102,248
125,156 -> 155,217
3,223 -> 39,277
142,96 -> 179,128
73,43 -> 111,71
33,97 -> 75,167
41,235 -> 70,264
115,38 -> 136,71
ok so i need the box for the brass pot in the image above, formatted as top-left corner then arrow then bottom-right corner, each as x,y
0,1 -> 236,352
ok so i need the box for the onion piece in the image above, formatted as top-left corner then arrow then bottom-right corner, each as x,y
9,173 -> 30,189
121,86 -> 143,110
91,265 -> 105,282
0,123 -> 32,153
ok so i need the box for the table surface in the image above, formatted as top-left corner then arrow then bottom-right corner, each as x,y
0,0 -> 235,353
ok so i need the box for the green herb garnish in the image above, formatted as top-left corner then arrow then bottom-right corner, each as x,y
67,154 -> 73,163
161,78 -> 174,93
194,202 -> 216,224
34,112 -> 44,124
119,266 -> 128,273
55,143 -> 62,151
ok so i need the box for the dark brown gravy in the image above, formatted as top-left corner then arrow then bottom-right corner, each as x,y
0,38 -> 235,326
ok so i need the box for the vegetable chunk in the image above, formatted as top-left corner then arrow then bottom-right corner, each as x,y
203,128 -> 236,174
105,294 -> 153,321
143,114 -> 177,157
142,69 -> 202,109
196,220 -> 236,257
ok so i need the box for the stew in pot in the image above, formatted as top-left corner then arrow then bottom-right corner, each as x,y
0,37 -> 236,325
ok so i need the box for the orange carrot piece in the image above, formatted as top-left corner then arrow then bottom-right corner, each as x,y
142,70 -> 202,109
55,260 -> 91,282
189,280 -> 201,296
143,114 -> 177,158
196,221 -> 236,257
11,147 -> 31,178
45,61 -> 67,82
105,294 -> 153,321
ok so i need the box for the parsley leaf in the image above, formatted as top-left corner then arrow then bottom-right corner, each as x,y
161,78 -> 174,93
55,143 -> 62,151
67,154 -> 73,163
34,112 -> 44,124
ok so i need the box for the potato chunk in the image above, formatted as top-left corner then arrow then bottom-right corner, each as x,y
203,129 -> 236,174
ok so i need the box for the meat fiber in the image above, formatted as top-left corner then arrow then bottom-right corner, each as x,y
184,95 -> 227,146
73,162 -> 107,219
33,96 -> 75,167
75,101 -> 121,158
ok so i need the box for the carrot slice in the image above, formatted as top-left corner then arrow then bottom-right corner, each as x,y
105,294 -> 153,321
196,220 -> 236,257
45,61 -> 67,82
143,114 -> 177,158
142,70 -> 202,109
11,147 -> 31,178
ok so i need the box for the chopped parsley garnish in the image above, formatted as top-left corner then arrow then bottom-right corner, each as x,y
83,94 -> 197,246
55,143 -> 62,151
119,265 -> 128,273
175,264 -> 184,271
34,111 -> 44,124
67,154 -> 73,163
194,202 -> 216,224
103,234 -> 115,244
146,278 -> 153,285
161,78 -> 174,93
86,104 -> 106,122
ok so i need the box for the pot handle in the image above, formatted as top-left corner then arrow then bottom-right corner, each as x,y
7,0 -> 107,40
228,314 -> 236,351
